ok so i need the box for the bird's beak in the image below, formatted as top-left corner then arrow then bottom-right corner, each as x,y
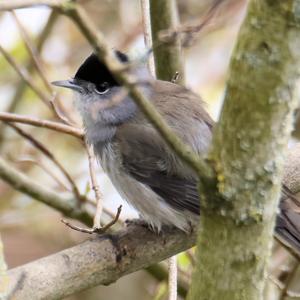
51,79 -> 83,92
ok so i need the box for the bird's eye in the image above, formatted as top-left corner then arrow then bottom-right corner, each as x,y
95,82 -> 110,94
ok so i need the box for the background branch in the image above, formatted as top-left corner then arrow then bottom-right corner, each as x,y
0,156 -> 92,226
7,123 -> 84,202
149,0 -> 185,85
146,1 -> 185,299
0,112 -> 84,138
6,11 -> 58,114
0,45 -> 51,108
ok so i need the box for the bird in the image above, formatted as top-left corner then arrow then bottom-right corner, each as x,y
53,51 -> 300,253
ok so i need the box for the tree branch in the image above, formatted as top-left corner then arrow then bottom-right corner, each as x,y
0,45 -> 51,108
7,123 -> 84,202
0,112 -> 84,138
6,224 -> 196,300
0,156 -> 92,226
7,10 -> 58,114
149,0 -> 185,85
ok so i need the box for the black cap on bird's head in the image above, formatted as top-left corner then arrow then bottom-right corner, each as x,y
52,50 -> 128,92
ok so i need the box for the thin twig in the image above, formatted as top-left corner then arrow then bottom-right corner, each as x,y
0,44 -> 51,108
0,11 -> 59,149
280,261 -> 299,300
12,11 -> 76,125
0,155 -> 93,226
269,274 -> 285,290
5,11 -> 58,117
17,157 -> 70,191
0,112 -> 84,138
86,143 -> 103,229
49,94 -> 75,126
140,0 -> 155,76
168,255 -> 177,300
6,123 -> 84,202
160,0 -> 225,47
11,11 -> 53,93
61,205 -> 122,234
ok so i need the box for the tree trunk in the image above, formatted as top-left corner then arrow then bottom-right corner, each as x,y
188,1 -> 300,299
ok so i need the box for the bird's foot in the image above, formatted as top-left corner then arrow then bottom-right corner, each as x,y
125,218 -> 150,228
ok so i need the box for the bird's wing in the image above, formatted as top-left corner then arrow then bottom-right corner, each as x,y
116,122 -> 200,215
115,80 -> 214,215
275,185 -> 300,254
121,145 -> 200,215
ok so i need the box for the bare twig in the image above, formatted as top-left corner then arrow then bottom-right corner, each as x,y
140,0 -> 155,76
269,274 -> 285,290
168,255 -> 177,300
0,44 -> 51,108
86,143 -> 103,229
280,261 -> 299,300
17,157 -> 70,191
61,205 -> 122,234
6,123 -> 84,202
11,11 -> 53,93
0,156 -> 93,226
12,11 -> 76,126
0,11 -> 59,149
49,95 -> 75,126
149,0 -> 184,85
159,0 -> 225,47
0,112 -> 84,138
6,11 -> 58,117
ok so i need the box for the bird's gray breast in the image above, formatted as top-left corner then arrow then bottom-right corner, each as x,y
94,141 -> 196,231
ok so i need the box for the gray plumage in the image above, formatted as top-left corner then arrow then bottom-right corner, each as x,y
74,77 -> 213,231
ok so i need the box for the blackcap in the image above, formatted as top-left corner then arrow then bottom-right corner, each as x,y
53,51 -> 300,253
52,51 -> 213,231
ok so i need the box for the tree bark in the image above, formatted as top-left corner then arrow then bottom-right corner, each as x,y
6,225 -> 196,300
149,0 -> 185,84
188,1 -> 300,300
